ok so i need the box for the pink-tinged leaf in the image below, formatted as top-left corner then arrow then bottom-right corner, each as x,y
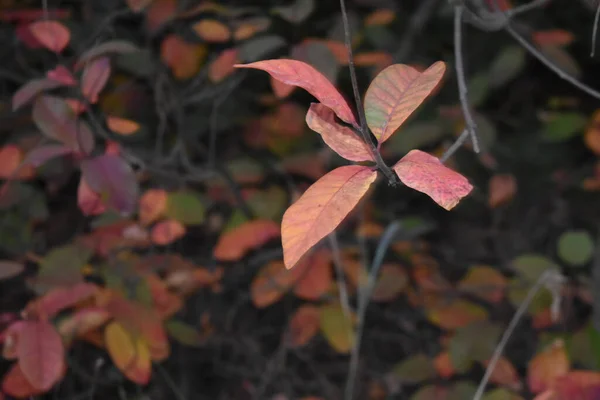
26,283 -> 98,319
271,76 -> 296,99
12,78 -> 63,111
2,364 -> 45,398
282,165 -> 378,269
28,21 -> 70,53
24,145 -> 73,167
306,103 -> 373,162
0,145 -> 35,180
0,260 -> 24,281
32,95 -> 95,154
364,61 -> 446,143
235,59 -> 357,126
81,57 -> 111,104
151,219 -> 186,245
17,320 -> 65,391
46,65 -> 77,86
392,150 -> 472,210
80,154 -> 139,217
17,22 -> 44,48
57,307 -> 111,339
209,48 -> 239,83
214,220 -> 281,261
77,176 -> 106,216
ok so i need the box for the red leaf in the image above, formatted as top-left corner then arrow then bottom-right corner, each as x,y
78,175 -> 107,216
293,249 -> 333,300
306,103 -> 373,162
364,62 -> 446,143
26,282 -> 98,319
28,21 -> 70,53
235,59 -> 357,126
209,48 -> 239,83
32,95 -> 95,153
80,154 -> 139,217
527,339 -> 570,394
392,150 -> 473,210
0,145 -> 35,180
2,364 -> 44,398
151,219 -> 186,245
214,220 -> 281,261
24,145 -> 73,168
17,320 -> 64,391
288,305 -> 320,347
282,165 -> 378,269
81,57 -> 111,104
46,65 -> 77,86
12,78 -> 63,111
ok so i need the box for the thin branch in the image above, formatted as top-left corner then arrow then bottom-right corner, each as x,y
394,0 -> 440,62
592,0 -> 600,56
454,5 -> 480,153
345,221 -> 403,400
339,0 -> 399,185
440,128 -> 470,162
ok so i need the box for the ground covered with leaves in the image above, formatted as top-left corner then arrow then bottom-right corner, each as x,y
1,0 -> 600,399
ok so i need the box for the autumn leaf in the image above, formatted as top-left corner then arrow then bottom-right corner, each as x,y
160,34 -> 207,80
288,305 -> 320,347
483,357 -> 522,391
0,260 -> 24,281
426,299 -> 488,330
365,9 -> 395,26
77,176 -> 106,216
292,249 -> 333,300
0,145 -> 35,180
209,48 -> 239,82
26,282 -> 98,319
371,264 -> 408,302
126,0 -> 153,12
282,165 -> 377,269
214,220 -> 281,261
17,320 -> 65,391
193,19 -> 231,43
532,30 -> 575,47
364,61 -> 446,143
305,103 -> 373,162
250,261 -> 295,308
76,40 -> 140,67
392,354 -> 437,384
319,303 -> 355,353
528,339 -> 570,394
57,307 -> 111,339
151,219 -> 186,245
107,116 -> 140,135
457,265 -> 507,304
235,59 -> 358,126
80,154 -> 139,217
104,321 -> 151,385
488,173 -> 517,208
146,0 -> 177,32
271,77 -> 296,99
392,150 -> 473,211
2,364 -> 45,398
28,21 -> 70,53
47,65 -> 77,85
24,144 -> 73,168
80,57 -> 111,104
12,78 -> 64,111
139,189 -> 167,226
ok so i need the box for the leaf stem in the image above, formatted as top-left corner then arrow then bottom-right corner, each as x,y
338,0 -> 399,185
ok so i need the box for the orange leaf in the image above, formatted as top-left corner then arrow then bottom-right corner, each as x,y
146,274 -> 183,319
585,110 -> 600,155
457,265 -> 507,304
57,307 -> 111,339
532,30 -> 574,47
527,339 -> 570,394
139,189 -> 167,226
104,321 -> 151,385
126,0 -> 153,12
28,21 -> 70,53
160,34 -> 207,80
0,145 -> 35,180
151,219 -> 186,245
77,176 -> 106,216
371,263 -> 408,302
488,173 -> 517,208
26,282 -> 98,319
364,61 -> 446,143
426,299 -> 487,330
250,261 -> 295,308
1,364 -> 45,398
433,351 -> 455,379
305,103 -> 373,162
146,0 -> 177,32
282,165 -> 377,269
392,150 -> 473,210
81,57 -> 111,104
17,320 -> 65,391
214,220 -> 281,261
209,48 -> 239,82
293,250 -> 333,300
288,305 -> 320,347
483,357 -> 522,391
193,19 -> 231,43
235,59 -> 357,126
364,9 -> 395,26
107,116 -> 140,135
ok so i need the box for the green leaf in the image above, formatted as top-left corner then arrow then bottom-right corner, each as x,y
488,46 -> 526,88
507,278 -> 553,314
587,324 -> 600,370
392,354 -> 436,384
319,303 -> 355,353
542,112 -> 587,142
165,191 -> 206,225
247,187 -> 287,221
166,320 -> 203,347
468,73 -> 490,107
30,243 -> 92,294
271,0 -> 314,24
510,254 -> 559,284
238,35 -> 287,63
446,381 -> 476,400
557,230 -> 594,267
449,321 -> 502,372
384,121 -> 445,154
482,388 -> 524,400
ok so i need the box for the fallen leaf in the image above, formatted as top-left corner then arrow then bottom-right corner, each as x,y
214,220 -> 280,261
28,21 -> 70,52
305,103 -> 373,162
235,59 -> 357,126
26,282 -> 98,319
319,303 -> 354,353
271,76 -> 296,98
483,357 -> 522,391
18,320 -> 65,391
193,19 -> 231,43
151,219 -> 186,245
392,150 -> 473,210
364,62 -> 446,143
160,35 -> 207,80
457,265 -> 507,304
165,191 -> 206,225
282,165 -> 377,269
427,299 -> 488,330
80,154 -> 139,217
527,339 -> 570,394
288,305 -> 320,347
104,321 -> 151,385
433,351 -> 455,379
81,57 -> 111,103
57,307 -> 111,339
585,109 -> 600,155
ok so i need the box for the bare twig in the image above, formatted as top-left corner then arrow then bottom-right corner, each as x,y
454,5 -> 480,153
440,128 -> 470,162
394,0 -> 440,63
593,1 -> 600,57
339,0 -> 399,185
